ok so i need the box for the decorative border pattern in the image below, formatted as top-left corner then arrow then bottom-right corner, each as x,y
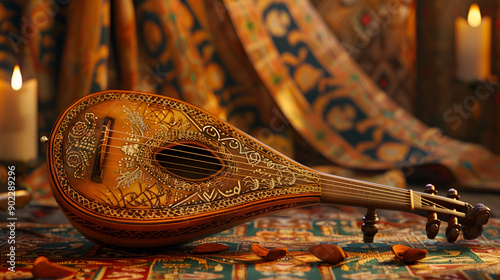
65,113 -> 97,179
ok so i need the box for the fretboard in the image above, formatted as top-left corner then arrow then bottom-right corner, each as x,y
319,172 -> 413,211
318,172 -> 472,218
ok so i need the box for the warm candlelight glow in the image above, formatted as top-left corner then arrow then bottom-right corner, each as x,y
467,4 -> 482,27
1,65 -> 38,162
455,3 -> 491,81
11,65 -> 22,91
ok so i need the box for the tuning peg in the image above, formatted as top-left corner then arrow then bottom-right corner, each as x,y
424,184 -> 440,239
425,184 -> 438,195
446,188 -> 461,242
462,224 -> 483,240
463,203 -> 491,240
473,203 -> 490,225
446,188 -> 460,200
446,217 -> 461,242
361,208 -> 379,243
426,213 -> 441,239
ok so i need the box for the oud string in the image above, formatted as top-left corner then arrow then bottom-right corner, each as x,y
98,155 -> 410,205
96,130 -> 412,198
79,128 -> 447,210
97,141 -> 448,209
96,137 -> 411,202
96,145 -> 429,209
98,132 -> 398,193
99,153 -> 443,210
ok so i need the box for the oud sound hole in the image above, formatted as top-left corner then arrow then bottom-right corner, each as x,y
154,142 -> 223,180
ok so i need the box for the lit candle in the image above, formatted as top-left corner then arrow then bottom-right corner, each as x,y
0,65 -> 38,162
455,4 -> 491,82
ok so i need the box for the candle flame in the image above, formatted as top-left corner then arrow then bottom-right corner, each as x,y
467,4 -> 482,27
11,65 -> 22,91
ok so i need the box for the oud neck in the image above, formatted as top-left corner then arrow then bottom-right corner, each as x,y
318,172 -> 415,212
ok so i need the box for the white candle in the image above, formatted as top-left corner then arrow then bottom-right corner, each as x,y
0,65 -> 38,162
455,4 -> 491,82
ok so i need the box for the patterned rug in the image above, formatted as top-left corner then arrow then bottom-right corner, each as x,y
1,205 -> 500,279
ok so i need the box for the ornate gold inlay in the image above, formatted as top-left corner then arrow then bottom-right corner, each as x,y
65,113 -> 97,179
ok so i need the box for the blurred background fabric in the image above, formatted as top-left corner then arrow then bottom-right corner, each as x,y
1,0 -> 500,196
0,0 -> 299,159
216,0 -> 500,191
313,0 -> 417,114
1,0 -> 500,192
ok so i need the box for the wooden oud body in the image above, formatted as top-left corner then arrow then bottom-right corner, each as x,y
47,91 -> 321,247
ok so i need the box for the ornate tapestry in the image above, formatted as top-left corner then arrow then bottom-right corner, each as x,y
312,0 -> 417,114
214,0 -> 500,191
2,0 -> 500,190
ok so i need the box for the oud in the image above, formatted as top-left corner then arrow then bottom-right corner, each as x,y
46,90 -> 490,247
